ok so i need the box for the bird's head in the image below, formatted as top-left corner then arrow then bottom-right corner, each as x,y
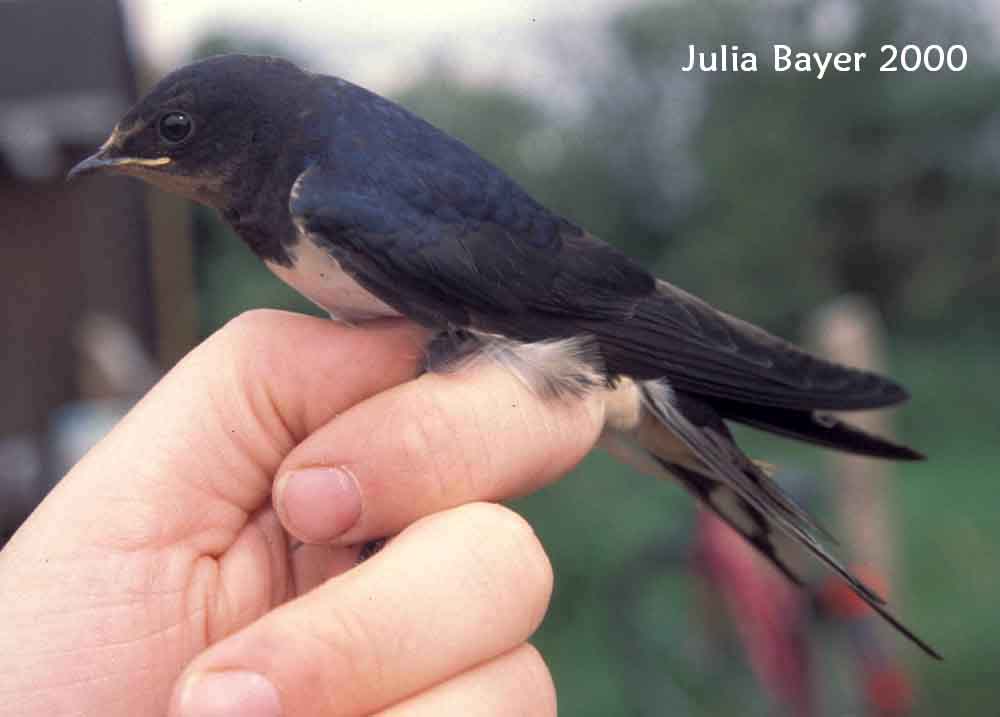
69,54 -> 312,210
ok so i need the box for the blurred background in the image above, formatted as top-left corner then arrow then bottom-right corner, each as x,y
2,0 -> 998,714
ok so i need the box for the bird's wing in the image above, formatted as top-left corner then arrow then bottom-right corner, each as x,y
288,161 -> 653,330
289,161 -> 907,411
585,282 -> 909,410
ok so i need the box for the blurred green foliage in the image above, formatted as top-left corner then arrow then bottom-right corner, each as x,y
187,0 -> 1000,714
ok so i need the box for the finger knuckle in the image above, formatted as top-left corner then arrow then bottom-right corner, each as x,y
207,309 -> 290,388
247,612 -> 379,709
465,504 -> 553,605
216,308 -> 289,350
186,309 -> 304,471
513,645 -> 558,717
396,390 -> 474,501
303,602 -> 388,699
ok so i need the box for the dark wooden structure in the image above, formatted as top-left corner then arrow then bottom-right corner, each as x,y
1,0 -> 157,533
1,0 -> 155,435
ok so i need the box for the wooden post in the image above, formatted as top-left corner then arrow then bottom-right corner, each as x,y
808,295 -> 897,589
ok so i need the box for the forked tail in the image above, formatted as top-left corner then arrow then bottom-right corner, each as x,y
601,377 -> 941,659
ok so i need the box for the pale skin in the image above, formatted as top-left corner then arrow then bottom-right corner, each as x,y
0,310 -> 605,717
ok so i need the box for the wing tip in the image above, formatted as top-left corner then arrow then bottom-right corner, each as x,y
894,444 -> 926,462
878,377 -> 911,407
838,374 -> 911,410
867,597 -> 944,660
864,436 -> 925,462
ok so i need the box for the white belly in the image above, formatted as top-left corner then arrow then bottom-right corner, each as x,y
266,236 -> 400,323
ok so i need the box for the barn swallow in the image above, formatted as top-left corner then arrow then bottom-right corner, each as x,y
69,54 -> 939,658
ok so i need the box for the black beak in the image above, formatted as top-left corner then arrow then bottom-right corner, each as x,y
67,150 -> 119,180
67,148 -> 172,181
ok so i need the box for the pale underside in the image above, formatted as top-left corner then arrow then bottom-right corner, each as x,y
265,234 -> 400,323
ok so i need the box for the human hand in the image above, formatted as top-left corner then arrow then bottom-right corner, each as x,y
0,311 -> 603,716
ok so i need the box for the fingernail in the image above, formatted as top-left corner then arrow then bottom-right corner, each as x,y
175,670 -> 281,717
275,467 -> 362,543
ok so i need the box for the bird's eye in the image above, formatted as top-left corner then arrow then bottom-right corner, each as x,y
158,112 -> 193,143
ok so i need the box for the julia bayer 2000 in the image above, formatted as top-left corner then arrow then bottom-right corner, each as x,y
681,44 -> 867,79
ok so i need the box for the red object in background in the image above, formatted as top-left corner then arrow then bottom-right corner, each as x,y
819,570 -> 914,717
696,511 -> 915,717
696,510 -> 814,717
866,663 -> 914,717
819,565 -> 890,619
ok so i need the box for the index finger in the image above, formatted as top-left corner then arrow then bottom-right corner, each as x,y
274,360 -> 605,546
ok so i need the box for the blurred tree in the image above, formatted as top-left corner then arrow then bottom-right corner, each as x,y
597,0 -> 1000,335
